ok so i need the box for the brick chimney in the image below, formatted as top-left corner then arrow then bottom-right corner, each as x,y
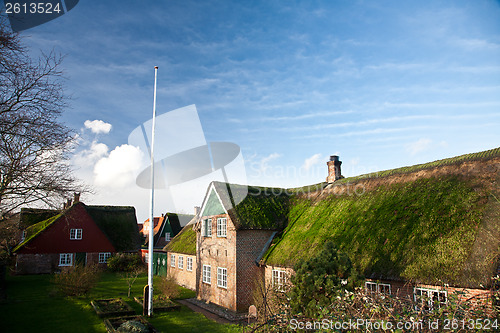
326,155 -> 343,183
74,192 -> 80,203
194,206 -> 201,216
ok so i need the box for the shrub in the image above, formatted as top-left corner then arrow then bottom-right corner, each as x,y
157,276 -> 180,300
289,241 -> 361,319
53,264 -> 101,296
107,253 -> 144,272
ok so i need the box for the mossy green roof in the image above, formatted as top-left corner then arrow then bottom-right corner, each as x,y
164,225 -> 197,255
13,212 -> 62,252
262,147 -> 500,288
209,182 -> 290,230
18,208 -> 60,229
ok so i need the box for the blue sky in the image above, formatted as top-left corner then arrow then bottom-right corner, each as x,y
9,0 -> 500,221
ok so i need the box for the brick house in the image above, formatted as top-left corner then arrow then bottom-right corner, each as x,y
164,147 -> 500,313
194,181 -> 289,312
13,199 -> 141,274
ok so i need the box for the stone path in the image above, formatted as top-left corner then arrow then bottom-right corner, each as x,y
177,298 -> 248,325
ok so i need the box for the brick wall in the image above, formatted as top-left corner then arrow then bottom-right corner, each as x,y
197,213 -> 238,311
15,253 -> 55,274
15,252 -> 111,274
167,252 -> 197,290
235,230 -> 275,312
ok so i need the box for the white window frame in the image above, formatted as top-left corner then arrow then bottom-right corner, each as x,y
272,269 -> 286,291
99,252 -> 111,264
178,255 -> 184,269
170,254 -> 176,267
414,287 -> 447,310
165,233 -> 171,242
365,281 -> 391,295
59,253 -> 73,266
186,257 -> 193,272
70,228 -> 82,240
217,218 -> 227,237
203,219 -> 212,237
202,265 -> 211,284
217,267 -> 227,289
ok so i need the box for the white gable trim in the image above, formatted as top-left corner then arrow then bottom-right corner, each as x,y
199,182 -> 229,218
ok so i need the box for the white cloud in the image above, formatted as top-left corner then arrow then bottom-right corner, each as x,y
260,153 -> 281,171
84,120 -> 112,134
302,153 -> 323,171
94,144 -> 144,187
407,138 -> 433,156
73,141 -> 109,167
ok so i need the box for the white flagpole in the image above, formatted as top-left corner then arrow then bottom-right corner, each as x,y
147,66 -> 158,317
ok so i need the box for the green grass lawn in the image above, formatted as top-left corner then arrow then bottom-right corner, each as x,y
0,272 -> 241,333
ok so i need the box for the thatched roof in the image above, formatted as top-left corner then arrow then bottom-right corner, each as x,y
262,147 -> 500,289
13,202 -> 141,252
202,181 -> 290,230
163,224 -> 197,255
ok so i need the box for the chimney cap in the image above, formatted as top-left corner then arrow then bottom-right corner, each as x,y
329,155 -> 339,162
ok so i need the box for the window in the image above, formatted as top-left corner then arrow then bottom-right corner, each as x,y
365,281 -> 391,295
272,269 -> 286,291
59,253 -> 73,266
144,254 -> 149,263
217,267 -> 227,288
203,219 -> 212,237
170,254 -> 176,267
202,265 -> 211,284
165,233 -> 171,242
178,255 -> 184,269
187,257 -> 193,271
217,218 -> 227,237
20,230 -> 26,242
70,228 -> 82,240
414,287 -> 447,311
99,252 -> 111,263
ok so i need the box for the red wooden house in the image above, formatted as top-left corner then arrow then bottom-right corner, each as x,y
13,200 -> 141,274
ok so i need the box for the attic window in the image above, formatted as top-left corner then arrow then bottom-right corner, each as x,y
165,233 -> 171,242
217,218 -> 227,237
203,219 -> 212,237
70,228 -> 82,240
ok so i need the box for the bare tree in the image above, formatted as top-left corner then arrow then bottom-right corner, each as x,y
0,18 -> 83,218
